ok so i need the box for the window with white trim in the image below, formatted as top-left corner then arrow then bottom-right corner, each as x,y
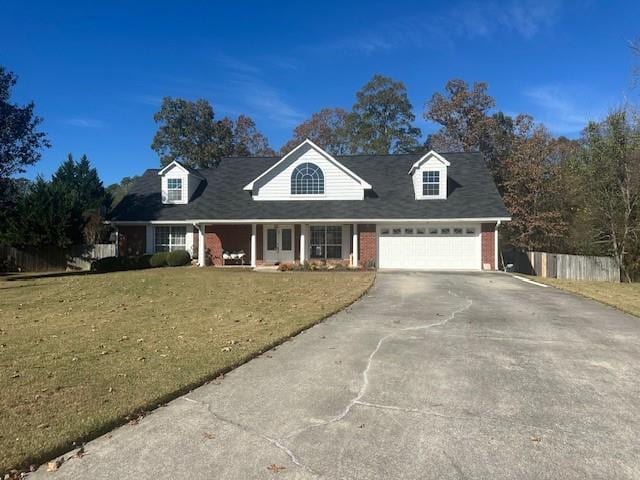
291,163 -> 324,195
422,171 -> 440,196
310,225 -> 342,259
167,178 -> 183,202
155,226 -> 186,252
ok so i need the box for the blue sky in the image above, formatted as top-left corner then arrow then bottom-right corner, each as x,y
2,0 -> 639,185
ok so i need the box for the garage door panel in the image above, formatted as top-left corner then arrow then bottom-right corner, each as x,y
379,225 -> 480,270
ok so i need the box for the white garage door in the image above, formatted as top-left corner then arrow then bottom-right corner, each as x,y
378,225 -> 481,270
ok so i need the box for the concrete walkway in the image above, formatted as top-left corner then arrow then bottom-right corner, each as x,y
30,272 -> 640,479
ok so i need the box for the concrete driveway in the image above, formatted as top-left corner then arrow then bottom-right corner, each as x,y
30,272 -> 640,479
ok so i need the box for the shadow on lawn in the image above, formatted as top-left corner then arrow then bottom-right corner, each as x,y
1,270 -> 95,282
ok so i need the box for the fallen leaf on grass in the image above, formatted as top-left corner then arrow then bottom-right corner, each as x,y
267,464 -> 286,473
531,435 -> 542,442
203,431 -> 215,439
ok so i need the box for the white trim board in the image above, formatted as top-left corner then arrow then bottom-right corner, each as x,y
107,217 -> 511,225
243,139 -> 372,191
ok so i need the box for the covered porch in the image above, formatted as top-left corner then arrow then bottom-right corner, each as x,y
194,223 -> 370,268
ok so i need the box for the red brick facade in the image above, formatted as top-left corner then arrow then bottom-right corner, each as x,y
118,225 -> 146,256
358,224 -> 377,268
205,225 -> 251,266
481,223 -> 496,270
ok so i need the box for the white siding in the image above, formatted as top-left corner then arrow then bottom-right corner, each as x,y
253,149 -> 364,201
160,164 -> 201,204
412,156 -> 447,200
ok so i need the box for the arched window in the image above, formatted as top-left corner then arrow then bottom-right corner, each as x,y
291,162 -> 324,195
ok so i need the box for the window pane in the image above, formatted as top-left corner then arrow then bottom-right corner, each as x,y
428,228 -> 438,234
453,228 -> 463,235
281,228 -> 292,251
404,228 -> 414,234
291,163 -> 324,195
310,245 -> 324,258
170,227 -> 186,251
466,227 -> 476,234
167,178 -> 182,202
267,229 -> 277,250
310,226 -> 325,245
416,228 -> 426,234
326,246 -> 342,259
326,226 -> 342,245
422,170 -> 440,196
381,228 -> 390,235
155,226 -> 170,252
392,228 -> 401,235
423,183 -> 439,196
441,228 -> 451,234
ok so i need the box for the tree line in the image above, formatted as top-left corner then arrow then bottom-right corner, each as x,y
1,64 -> 639,280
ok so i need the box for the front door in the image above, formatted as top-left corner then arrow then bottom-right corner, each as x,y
264,225 -> 294,264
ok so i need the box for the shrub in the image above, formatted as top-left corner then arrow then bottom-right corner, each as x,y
91,254 -> 154,273
278,263 -> 294,271
166,250 -> 191,267
150,251 -> 169,268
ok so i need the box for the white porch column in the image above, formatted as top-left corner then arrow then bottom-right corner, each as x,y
494,220 -> 501,271
299,224 -> 306,264
198,224 -> 206,267
352,224 -> 358,267
251,224 -> 257,267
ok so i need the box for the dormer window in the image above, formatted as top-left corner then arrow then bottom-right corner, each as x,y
158,160 -> 204,205
167,178 -> 183,202
291,162 -> 324,195
422,171 -> 440,196
409,150 -> 450,200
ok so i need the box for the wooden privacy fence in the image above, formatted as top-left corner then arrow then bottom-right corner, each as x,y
502,250 -> 620,282
0,244 -> 116,272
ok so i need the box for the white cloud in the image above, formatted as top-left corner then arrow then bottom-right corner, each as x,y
64,117 -> 104,128
523,84 -> 609,135
211,57 -> 305,128
317,0 -> 565,55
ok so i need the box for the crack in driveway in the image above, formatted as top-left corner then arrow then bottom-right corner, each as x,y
183,289 -> 473,477
182,397 -> 321,477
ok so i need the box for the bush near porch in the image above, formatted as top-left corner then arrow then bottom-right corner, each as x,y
0,268 -> 374,474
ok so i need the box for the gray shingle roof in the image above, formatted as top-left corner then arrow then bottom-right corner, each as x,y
109,152 -> 509,222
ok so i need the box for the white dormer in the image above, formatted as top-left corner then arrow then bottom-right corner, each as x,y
244,139 -> 372,201
158,161 -> 203,204
408,150 -> 450,200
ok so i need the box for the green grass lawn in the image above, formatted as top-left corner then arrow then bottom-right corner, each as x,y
534,277 -> 640,318
0,267 -> 374,473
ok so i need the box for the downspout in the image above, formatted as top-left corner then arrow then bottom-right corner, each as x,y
494,220 -> 501,271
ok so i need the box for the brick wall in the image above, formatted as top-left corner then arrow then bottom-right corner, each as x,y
358,224 -> 377,268
205,225 -> 251,266
118,225 -> 146,256
481,223 -> 496,270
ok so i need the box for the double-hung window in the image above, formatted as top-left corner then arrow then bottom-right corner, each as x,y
422,171 -> 440,196
155,226 -> 186,252
167,178 -> 183,202
310,225 -> 342,259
